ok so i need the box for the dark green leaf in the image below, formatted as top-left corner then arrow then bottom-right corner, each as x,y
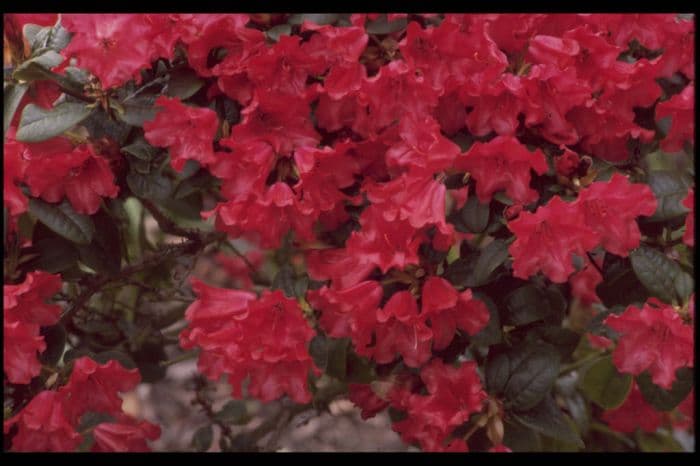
39,324 -> 67,366
192,425 -> 213,452
288,14 -> 340,26
346,352 -> 376,384
472,239 -> 509,286
504,342 -> 560,410
309,334 -> 329,371
272,264 -> 296,298
214,400 -> 249,425
173,170 -> 216,199
646,170 -> 692,221
16,102 -> 94,142
77,209 -> 122,275
365,15 -> 408,34
456,195 -> 490,233
122,140 -> 158,161
502,419 -> 541,452
580,356 -> 632,409
485,347 -> 510,394
326,338 -> 349,380
531,326 -> 580,360
118,95 -> 158,126
133,342 -> 168,383
127,171 -> 174,201
4,82 -> 29,132
443,251 -> 478,287
636,367 -> 694,411
23,237 -> 79,273
77,411 -> 115,432
510,395 -> 584,448
630,245 -> 693,303
28,198 -> 94,245
596,256 -> 648,308
167,68 -> 204,100
503,285 -> 548,326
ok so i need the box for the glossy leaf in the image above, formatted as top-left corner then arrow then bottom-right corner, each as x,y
16,102 -> 94,142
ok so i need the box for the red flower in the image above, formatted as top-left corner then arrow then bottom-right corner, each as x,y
348,383 -> 390,420
601,383 -> 663,433
143,96 -> 219,172
391,359 -> 487,451
22,138 -> 119,215
373,291 -> 433,368
214,250 -> 264,290
527,34 -> 581,70
181,284 -> 317,403
58,357 -> 142,425
385,115 -> 461,175
573,173 -> 657,257
455,136 -> 548,205
62,14 -> 159,89
604,299 -> 694,389
3,271 -> 62,384
345,205 -> 426,274
569,257 -> 603,306
421,277 -> 490,350
91,415 -> 161,452
508,196 -> 599,283
656,84 -> 694,153
4,391 -> 82,452
554,146 -> 581,178
682,188 -> 694,247
209,138 -> 276,200
307,281 -> 382,357
304,248 -> 375,290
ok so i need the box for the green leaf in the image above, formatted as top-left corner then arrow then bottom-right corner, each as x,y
13,50 -> 64,81
646,170 -> 692,222
92,350 -> 137,369
346,352 -> 376,384
288,14 -> 340,26
23,236 -> 79,273
635,430 -> 684,452
470,293 -> 502,347
485,346 -> 511,394
636,367 -> 694,411
630,245 -> 693,303
167,68 -> 204,100
308,335 -> 349,381
510,395 -> 584,449
117,95 -> 158,126
472,239 -> 509,286
77,411 -> 115,432
39,324 -> 67,366
28,198 -> 94,245
596,256 -> 649,308
214,401 -> 249,425
309,335 -> 328,371
580,356 -> 633,409
77,210 -> 122,275
16,102 -> 94,142
272,264 -> 297,298
503,285 -> 549,326
365,15 -> 408,34
503,418 -> 541,452
530,326 -> 580,360
132,342 -> 167,383
504,342 -> 561,410
4,82 -> 29,132
192,425 -> 213,452
455,195 -> 490,233
127,171 -> 174,201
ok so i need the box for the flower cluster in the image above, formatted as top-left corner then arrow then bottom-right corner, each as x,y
4,357 -> 160,452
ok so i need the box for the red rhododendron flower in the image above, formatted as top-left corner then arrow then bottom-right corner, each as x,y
420,277 -> 490,350
682,188 -> 694,247
601,382 -> 663,433
304,248 -> 375,290
508,196 -> 599,283
573,173 -> 657,257
390,359 -> 487,451
58,357 -> 142,424
348,383 -> 390,420
3,129 -> 30,218
307,281 -> 382,357
214,250 -> 264,290
455,136 -> 548,205
604,299 -> 694,389
656,83 -> 695,152
3,391 -> 82,452
21,137 -> 119,215
62,14 -> 160,89
91,415 -> 162,452
3,271 -> 62,384
569,256 -> 603,305
554,146 -> 582,178
181,283 -> 317,403
373,291 -> 433,368
143,96 -> 219,172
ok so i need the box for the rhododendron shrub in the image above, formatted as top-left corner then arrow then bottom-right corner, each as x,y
3,12 -> 694,453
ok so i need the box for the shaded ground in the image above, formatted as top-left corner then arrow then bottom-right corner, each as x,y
121,360 -> 412,452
